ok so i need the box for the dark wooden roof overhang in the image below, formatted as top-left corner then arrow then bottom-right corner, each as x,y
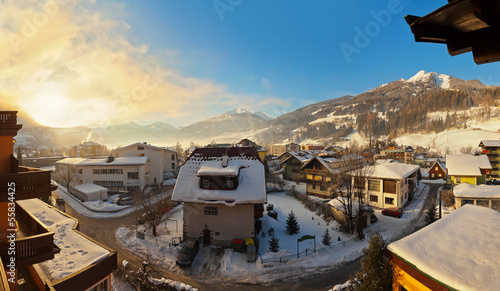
405,0 -> 500,64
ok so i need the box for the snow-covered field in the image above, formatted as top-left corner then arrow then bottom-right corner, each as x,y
114,182 -> 430,286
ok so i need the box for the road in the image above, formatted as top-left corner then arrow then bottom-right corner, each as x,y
58,182 -> 439,290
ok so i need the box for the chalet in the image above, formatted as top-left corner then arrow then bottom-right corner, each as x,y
172,147 -> 266,247
478,140 -> 500,178
375,146 -> 415,164
388,205 -> 500,291
446,154 -> 492,185
427,161 -> 446,180
300,156 -> 338,198
0,111 -> 116,291
453,183 -> 500,210
365,162 -> 419,209
301,145 -> 325,151
281,152 -> 313,181
270,143 -> 300,157
235,139 -> 267,162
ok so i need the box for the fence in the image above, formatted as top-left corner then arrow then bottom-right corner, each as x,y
260,237 -> 357,265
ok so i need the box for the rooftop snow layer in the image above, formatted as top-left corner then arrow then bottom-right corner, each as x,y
453,183 -> 500,198
197,161 -> 240,176
446,154 -> 491,176
388,205 -> 500,291
17,199 -> 111,281
58,156 -> 148,166
74,183 -> 108,194
480,140 -> 500,147
371,163 -> 419,179
172,156 -> 266,206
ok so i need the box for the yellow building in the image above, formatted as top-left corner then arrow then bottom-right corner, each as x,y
446,154 -> 491,185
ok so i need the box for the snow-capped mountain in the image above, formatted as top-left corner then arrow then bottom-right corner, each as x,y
15,71 -> 500,150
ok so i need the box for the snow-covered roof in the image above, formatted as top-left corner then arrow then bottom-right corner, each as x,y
371,163 -> 420,180
328,198 -> 372,216
453,183 -> 500,198
197,162 -> 240,176
74,183 -> 108,194
388,205 -> 500,291
172,148 -> 266,206
479,140 -> 500,147
114,142 -> 177,153
56,158 -> 87,165
17,199 -> 111,282
446,154 -> 491,176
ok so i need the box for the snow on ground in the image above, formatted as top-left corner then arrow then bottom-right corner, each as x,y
420,179 -> 446,184
17,199 -> 111,281
388,205 -> 500,291
53,182 -> 137,219
115,182 -> 430,285
395,128 -> 500,154
309,113 -> 356,125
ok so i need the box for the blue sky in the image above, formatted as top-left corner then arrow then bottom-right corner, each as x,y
2,0 -> 500,127
120,0 -> 500,110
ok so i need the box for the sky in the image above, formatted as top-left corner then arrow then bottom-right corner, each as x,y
1,0 -> 500,129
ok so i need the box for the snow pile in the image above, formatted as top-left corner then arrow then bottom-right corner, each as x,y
163,178 -> 176,186
18,199 -> 111,281
388,205 -> 500,291
149,277 -> 198,291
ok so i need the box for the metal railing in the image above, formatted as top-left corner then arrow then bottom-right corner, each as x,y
261,237 -> 356,265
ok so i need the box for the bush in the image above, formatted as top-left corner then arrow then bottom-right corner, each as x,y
441,190 -> 455,208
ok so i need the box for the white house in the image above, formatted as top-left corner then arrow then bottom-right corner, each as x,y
113,142 -> 178,185
453,183 -> 500,210
365,162 -> 420,209
55,156 -> 149,194
172,147 -> 266,247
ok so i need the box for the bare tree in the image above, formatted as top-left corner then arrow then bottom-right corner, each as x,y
328,153 -> 372,235
56,165 -> 76,193
134,189 -> 173,237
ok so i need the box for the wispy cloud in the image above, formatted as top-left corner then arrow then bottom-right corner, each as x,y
261,78 -> 272,90
0,0 -> 284,128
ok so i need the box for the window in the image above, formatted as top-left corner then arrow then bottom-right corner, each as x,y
172,162 -> 175,170
138,153 -> 145,157
438,173 -> 442,177
78,169 -> 82,174
204,206 -> 218,216
462,199 -> 474,206
87,277 -> 109,291
385,197 -> 394,205
370,195 -> 378,202
312,184 -> 316,190
492,200 -> 500,211
138,146 -> 144,150
93,169 -> 123,175
93,181 -> 124,187
127,172 -> 139,179
431,173 -> 434,178
202,180 -> 210,188
227,180 -> 234,188
171,154 -> 175,160
456,177 -> 462,183
476,200 -> 489,208
435,167 -> 438,171
383,180 -> 397,194
320,185 -> 326,191
368,180 -> 380,192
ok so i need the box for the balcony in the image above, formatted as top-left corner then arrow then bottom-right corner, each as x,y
0,167 -> 57,202
0,202 -> 60,268
0,111 -> 22,136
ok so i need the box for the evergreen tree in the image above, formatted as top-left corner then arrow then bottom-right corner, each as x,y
425,198 -> 437,225
285,211 -> 300,235
268,236 -> 280,253
322,228 -> 331,246
349,232 -> 392,290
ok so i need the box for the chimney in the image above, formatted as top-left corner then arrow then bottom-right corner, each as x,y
143,142 -> 147,144
107,156 -> 115,163
222,155 -> 228,168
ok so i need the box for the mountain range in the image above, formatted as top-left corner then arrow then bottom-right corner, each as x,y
15,71 -> 500,150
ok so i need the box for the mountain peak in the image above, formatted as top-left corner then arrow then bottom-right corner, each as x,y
406,70 -> 451,89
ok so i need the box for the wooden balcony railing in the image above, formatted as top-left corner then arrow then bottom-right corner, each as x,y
0,257 -> 10,291
0,111 -> 22,135
0,202 -> 59,268
0,167 -> 57,202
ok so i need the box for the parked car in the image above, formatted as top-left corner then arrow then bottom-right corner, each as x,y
117,197 -> 134,206
176,238 -> 200,267
382,207 -> 403,218
370,212 -> 378,223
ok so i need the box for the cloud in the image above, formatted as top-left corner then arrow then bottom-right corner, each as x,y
261,78 -> 272,90
0,0 -> 284,128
